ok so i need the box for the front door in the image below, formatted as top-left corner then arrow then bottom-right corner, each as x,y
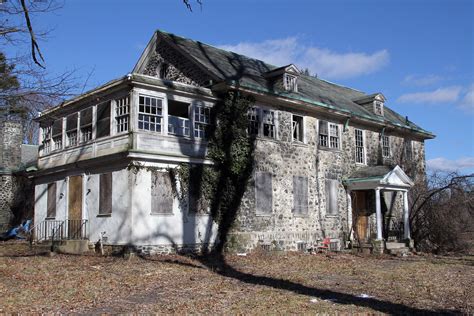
353,191 -> 369,242
68,175 -> 83,238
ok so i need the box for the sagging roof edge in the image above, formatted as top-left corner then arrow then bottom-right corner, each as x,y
36,73 -> 435,140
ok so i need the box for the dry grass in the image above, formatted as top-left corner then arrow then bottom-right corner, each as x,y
0,241 -> 472,314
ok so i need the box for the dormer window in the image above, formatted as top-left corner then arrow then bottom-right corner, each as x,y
374,101 -> 384,116
284,73 -> 298,92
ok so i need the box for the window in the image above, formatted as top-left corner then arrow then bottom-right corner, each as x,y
138,95 -> 162,132
115,96 -> 130,133
262,110 -> 276,138
168,100 -> 190,137
80,107 -> 92,143
194,105 -> 210,139
247,106 -> 260,136
52,119 -> 62,150
66,113 -> 78,147
382,135 -> 391,158
355,129 -> 365,164
319,120 -> 340,149
374,101 -> 384,116
99,173 -> 112,215
150,171 -> 174,214
284,73 -> 298,92
47,182 -> 56,218
255,172 -> 272,215
42,125 -> 52,154
325,179 -> 339,216
96,101 -> 111,138
293,176 -> 308,215
292,115 -> 304,142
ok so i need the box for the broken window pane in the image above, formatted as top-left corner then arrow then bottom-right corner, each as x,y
292,115 -> 304,142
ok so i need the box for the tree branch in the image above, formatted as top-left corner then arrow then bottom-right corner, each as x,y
20,0 -> 46,69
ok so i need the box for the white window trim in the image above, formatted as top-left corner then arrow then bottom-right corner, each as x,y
354,128 -> 367,165
382,134 -> 392,158
291,114 -> 306,144
317,119 -> 342,150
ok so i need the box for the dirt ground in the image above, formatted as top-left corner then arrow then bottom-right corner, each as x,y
0,241 -> 472,314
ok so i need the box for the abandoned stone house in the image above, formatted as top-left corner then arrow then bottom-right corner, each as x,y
33,30 -> 434,254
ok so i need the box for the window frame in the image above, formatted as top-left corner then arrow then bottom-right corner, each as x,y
374,101 -> 384,116
283,73 -> 298,92
79,107 -> 93,143
354,128 -> 366,164
193,104 -> 211,139
96,101 -> 111,139
138,94 -> 163,133
98,173 -> 112,216
66,113 -> 78,148
318,120 -> 341,150
115,95 -> 130,134
382,135 -> 391,158
292,114 -> 305,143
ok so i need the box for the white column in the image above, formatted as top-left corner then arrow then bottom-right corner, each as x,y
375,188 -> 383,240
403,190 -> 411,239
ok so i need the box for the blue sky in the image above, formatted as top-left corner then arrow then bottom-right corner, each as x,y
6,0 -> 474,173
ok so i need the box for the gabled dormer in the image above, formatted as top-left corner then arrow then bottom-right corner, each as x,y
264,64 -> 300,92
353,93 -> 386,117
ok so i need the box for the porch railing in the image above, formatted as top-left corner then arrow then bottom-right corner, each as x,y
32,219 -> 88,242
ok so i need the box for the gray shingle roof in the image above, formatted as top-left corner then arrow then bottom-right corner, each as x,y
347,165 -> 393,180
158,30 -> 433,138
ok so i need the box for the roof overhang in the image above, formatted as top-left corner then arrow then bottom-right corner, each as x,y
344,165 -> 414,191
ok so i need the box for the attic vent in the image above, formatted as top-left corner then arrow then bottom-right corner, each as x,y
284,73 -> 298,92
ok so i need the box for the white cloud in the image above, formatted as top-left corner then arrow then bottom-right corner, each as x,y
402,74 -> 443,86
219,37 -> 389,80
459,84 -> 474,113
396,86 -> 462,104
427,157 -> 474,172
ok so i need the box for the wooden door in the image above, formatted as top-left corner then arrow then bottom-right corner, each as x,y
68,175 -> 83,238
353,191 -> 369,242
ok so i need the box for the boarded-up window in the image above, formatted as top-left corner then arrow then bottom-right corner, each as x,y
151,171 -> 173,214
293,176 -> 308,215
99,173 -> 112,215
47,183 -> 57,218
326,179 -> 339,215
96,101 -> 111,139
256,172 -> 272,215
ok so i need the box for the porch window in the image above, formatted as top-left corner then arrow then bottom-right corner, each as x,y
194,105 -> 210,139
47,182 -> 57,218
256,172 -> 272,215
247,106 -> 260,136
80,107 -> 92,143
151,171 -> 174,214
292,115 -> 304,142
325,179 -> 339,216
42,125 -> 52,154
319,120 -> 340,149
262,110 -> 276,138
355,129 -> 365,164
66,113 -> 78,147
168,100 -> 190,137
99,173 -> 112,215
293,176 -> 308,215
115,96 -> 130,133
52,119 -> 62,151
96,101 -> 111,138
382,135 -> 391,158
138,95 -> 162,132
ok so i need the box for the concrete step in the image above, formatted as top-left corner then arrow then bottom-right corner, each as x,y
386,242 -> 407,250
388,247 -> 410,255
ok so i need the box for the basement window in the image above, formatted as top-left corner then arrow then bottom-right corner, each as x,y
292,115 -> 304,142
168,100 -> 190,137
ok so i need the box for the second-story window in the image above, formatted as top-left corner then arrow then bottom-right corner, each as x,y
319,120 -> 340,149
115,96 -> 130,133
248,106 -> 260,136
382,135 -> 391,158
292,115 -> 304,142
80,107 -> 92,143
194,105 -> 210,139
66,113 -> 78,147
374,101 -> 384,116
263,110 -> 276,138
96,101 -> 111,138
138,95 -> 162,132
52,119 -> 62,151
284,73 -> 298,92
355,129 -> 365,164
168,100 -> 190,137
42,125 -> 52,154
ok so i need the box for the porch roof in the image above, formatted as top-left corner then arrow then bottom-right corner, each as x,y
344,165 -> 414,191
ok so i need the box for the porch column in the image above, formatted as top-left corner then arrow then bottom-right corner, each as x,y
375,188 -> 383,240
403,190 -> 411,239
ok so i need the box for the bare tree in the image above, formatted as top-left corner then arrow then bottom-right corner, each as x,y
410,171 -> 474,254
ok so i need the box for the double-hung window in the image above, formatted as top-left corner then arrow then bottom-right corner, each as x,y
194,105 -> 210,139
96,101 -> 111,138
80,107 -> 92,143
262,110 -> 276,138
319,120 -> 340,149
66,113 -> 78,147
355,129 -> 365,164
138,95 -> 162,132
52,119 -> 62,151
382,135 -> 391,158
115,96 -> 130,133
247,106 -> 260,136
42,125 -> 52,154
